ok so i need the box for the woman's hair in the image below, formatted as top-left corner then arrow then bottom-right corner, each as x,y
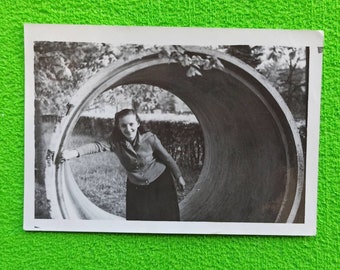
111,109 -> 148,141
114,108 -> 141,127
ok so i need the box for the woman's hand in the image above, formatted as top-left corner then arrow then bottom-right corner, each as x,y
60,149 -> 79,163
178,176 -> 186,191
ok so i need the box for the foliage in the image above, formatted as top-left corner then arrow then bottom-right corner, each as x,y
88,84 -> 177,114
159,45 -> 225,77
256,46 -> 307,119
216,45 -> 307,120
35,42 -> 124,115
217,45 -> 263,68
148,121 -> 204,169
34,42 -> 225,116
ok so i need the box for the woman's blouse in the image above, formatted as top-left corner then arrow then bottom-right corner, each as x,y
76,132 -> 182,186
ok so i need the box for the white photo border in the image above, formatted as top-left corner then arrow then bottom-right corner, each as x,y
24,24 -> 324,235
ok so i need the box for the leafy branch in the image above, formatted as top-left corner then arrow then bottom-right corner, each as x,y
158,45 -> 225,77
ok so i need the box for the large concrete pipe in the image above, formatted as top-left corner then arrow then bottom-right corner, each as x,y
46,47 -> 304,223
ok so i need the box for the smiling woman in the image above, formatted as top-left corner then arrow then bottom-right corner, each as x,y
116,111 -> 140,142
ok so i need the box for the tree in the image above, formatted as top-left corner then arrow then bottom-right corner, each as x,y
34,42 -> 122,115
216,45 -> 307,120
218,45 -> 263,68
256,46 -> 307,119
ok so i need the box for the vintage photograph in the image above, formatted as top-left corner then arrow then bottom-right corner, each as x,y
24,25 -> 323,235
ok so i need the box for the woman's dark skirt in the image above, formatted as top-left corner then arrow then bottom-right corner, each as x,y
126,168 -> 180,221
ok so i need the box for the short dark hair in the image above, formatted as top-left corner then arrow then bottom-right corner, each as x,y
114,109 -> 141,127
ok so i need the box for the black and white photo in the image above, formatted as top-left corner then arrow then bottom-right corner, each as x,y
24,25 -> 323,235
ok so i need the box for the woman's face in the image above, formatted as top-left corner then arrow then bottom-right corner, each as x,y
118,114 -> 140,142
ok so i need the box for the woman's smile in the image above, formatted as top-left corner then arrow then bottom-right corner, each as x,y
118,114 -> 140,141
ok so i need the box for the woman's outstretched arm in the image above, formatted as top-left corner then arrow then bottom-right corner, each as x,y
61,141 -> 113,161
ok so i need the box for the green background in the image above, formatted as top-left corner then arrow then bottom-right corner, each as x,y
0,0 -> 338,269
